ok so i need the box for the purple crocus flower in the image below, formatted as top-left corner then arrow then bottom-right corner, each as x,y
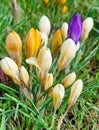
67,12 -> 82,44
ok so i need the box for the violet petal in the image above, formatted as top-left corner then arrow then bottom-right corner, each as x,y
67,12 -> 82,44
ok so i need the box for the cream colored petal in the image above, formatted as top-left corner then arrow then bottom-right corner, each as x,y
20,66 -> 30,88
26,57 -> 41,70
68,79 -> 83,107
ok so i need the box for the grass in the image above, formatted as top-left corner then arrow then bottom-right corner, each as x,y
0,0 -> 99,130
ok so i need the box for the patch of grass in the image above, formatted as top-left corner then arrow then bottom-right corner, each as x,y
0,0 -> 99,130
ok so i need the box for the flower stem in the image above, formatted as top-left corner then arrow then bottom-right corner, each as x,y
57,105 -> 70,130
30,65 -> 33,90
54,69 -> 60,81
51,108 -> 57,129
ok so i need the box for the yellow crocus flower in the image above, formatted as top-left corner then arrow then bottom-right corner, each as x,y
50,29 -> 62,55
6,31 -> 22,67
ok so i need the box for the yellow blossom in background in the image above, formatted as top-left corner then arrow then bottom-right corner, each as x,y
43,0 -> 49,5
60,0 -> 67,5
50,29 -> 62,55
62,5 -> 68,14
6,31 -> 22,67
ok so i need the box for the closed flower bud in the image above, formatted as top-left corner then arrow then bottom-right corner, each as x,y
44,73 -> 53,91
68,79 -> 83,107
81,17 -> 93,41
67,12 -> 82,44
19,66 -> 29,88
53,84 -> 65,109
62,5 -> 68,14
43,0 -> 49,5
37,46 -> 52,71
39,15 -> 51,35
61,22 -> 68,39
58,38 -> 76,71
24,28 -> 41,58
60,0 -> 67,5
0,57 -> 20,84
24,28 -> 35,58
50,29 -> 62,55
63,72 -> 76,88
34,29 -> 41,56
6,31 -> 22,67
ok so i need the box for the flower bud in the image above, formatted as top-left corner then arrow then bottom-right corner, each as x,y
50,29 -> 62,55
67,12 -> 82,44
62,5 -> 68,14
61,22 -> 68,39
12,0 -> 24,23
39,15 -> 51,35
58,38 -> 76,71
60,0 -> 67,5
34,29 -> 41,56
37,46 -> 52,71
44,73 -> 53,91
24,28 -> 35,58
43,0 -> 49,5
19,66 -> 29,88
0,57 -> 20,84
68,79 -> 83,107
40,32 -> 48,46
6,31 -> 22,67
63,72 -> 76,88
53,84 -> 65,109
81,17 -> 93,41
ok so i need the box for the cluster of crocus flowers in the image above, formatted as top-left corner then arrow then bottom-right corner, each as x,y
0,12 -> 94,129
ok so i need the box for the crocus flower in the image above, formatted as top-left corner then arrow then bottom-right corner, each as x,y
63,72 -> 76,88
58,38 -> 76,71
67,12 -> 82,44
62,5 -> 68,14
68,79 -> 83,107
61,22 -> 68,40
53,84 -> 65,110
6,31 -> 22,67
24,28 -> 41,58
60,0 -> 67,5
39,15 -> 51,36
44,73 -> 53,91
0,57 -> 20,84
81,17 -> 93,41
19,66 -> 30,88
50,29 -> 62,55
